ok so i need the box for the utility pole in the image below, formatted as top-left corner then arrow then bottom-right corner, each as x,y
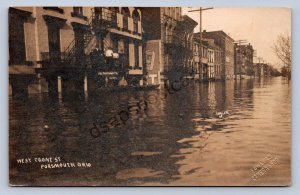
189,7 -> 213,81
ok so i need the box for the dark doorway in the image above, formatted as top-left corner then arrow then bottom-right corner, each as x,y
74,29 -> 85,66
124,40 -> 130,67
9,14 -> 26,65
48,26 -> 61,62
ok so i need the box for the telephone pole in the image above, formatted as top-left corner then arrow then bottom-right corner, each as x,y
189,7 -> 213,80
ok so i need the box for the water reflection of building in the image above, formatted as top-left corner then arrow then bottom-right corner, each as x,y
9,7 -> 144,98
233,79 -> 254,110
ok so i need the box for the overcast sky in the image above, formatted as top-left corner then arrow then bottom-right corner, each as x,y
182,7 -> 291,68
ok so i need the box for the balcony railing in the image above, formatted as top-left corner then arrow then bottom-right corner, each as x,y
40,51 -> 83,68
165,35 -> 182,46
92,8 -> 117,30
40,51 -> 63,62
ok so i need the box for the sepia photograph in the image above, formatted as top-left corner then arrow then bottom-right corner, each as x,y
8,6 -> 291,186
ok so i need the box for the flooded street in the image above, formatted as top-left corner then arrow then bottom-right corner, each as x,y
9,77 -> 290,186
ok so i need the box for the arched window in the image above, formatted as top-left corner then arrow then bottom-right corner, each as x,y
109,7 -> 119,13
132,9 -> 140,33
108,7 -> 119,27
165,26 -> 168,42
121,7 -> 130,31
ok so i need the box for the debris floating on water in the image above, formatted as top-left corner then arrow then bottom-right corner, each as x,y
215,111 -> 230,119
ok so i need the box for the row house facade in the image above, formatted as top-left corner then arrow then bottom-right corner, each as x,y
193,36 -> 223,80
234,43 -> 254,79
202,30 -> 235,80
9,7 -> 144,97
173,15 -> 198,77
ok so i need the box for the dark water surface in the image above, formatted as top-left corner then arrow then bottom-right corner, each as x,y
9,77 -> 291,186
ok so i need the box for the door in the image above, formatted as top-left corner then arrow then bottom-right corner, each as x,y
9,15 -> 26,65
48,26 -> 61,62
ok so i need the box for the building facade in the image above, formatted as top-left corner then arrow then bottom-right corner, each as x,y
234,43 -> 254,79
9,7 -> 144,98
213,42 -> 223,80
141,8 -> 197,84
201,30 -> 235,79
141,7 -> 181,84
193,36 -> 223,81
253,63 -> 271,77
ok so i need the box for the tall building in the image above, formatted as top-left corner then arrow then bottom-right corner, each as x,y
234,43 -> 254,79
9,7 -> 144,98
201,30 -> 235,79
175,15 -> 198,75
141,8 -> 197,84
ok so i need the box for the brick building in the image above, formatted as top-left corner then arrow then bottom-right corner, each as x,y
193,36 -> 223,80
234,43 -> 254,79
201,30 -> 235,79
9,7 -> 144,98
141,8 -> 197,83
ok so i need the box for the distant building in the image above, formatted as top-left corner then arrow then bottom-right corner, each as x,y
193,35 -> 223,80
201,30 -> 235,79
212,41 -> 223,80
253,63 -> 271,77
234,43 -> 254,79
193,37 -> 209,80
206,38 -> 222,80
9,7 -> 144,97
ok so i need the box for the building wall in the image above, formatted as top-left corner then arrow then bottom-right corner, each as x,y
9,7 -> 144,96
234,43 -> 254,78
202,31 -> 235,79
141,7 -> 183,83
140,8 -> 161,40
214,49 -> 222,80
224,37 -> 235,78
207,48 -> 214,78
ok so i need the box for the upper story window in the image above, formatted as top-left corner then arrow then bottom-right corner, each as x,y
43,7 -> 64,14
71,7 -> 87,20
73,7 -> 83,15
121,7 -> 130,31
132,9 -> 140,34
108,7 -> 119,27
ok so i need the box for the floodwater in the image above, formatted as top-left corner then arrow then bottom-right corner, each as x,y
9,77 -> 291,186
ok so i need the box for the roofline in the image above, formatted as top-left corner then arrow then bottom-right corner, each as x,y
195,31 -> 235,42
